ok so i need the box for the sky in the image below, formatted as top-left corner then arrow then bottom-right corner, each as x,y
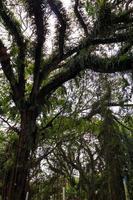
61,0 -> 71,8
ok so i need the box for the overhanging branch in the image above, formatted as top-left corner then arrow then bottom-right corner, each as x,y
37,53 -> 133,106
41,30 -> 133,77
74,0 -> 88,36
0,0 -> 26,99
48,0 -> 67,57
0,40 -> 20,105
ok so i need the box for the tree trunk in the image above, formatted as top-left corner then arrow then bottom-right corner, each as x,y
2,109 -> 37,200
99,110 -> 125,200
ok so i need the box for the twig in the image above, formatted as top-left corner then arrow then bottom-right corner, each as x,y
0,115 -> 19,134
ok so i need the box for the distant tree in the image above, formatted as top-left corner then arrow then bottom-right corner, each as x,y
34,74 -> 133,200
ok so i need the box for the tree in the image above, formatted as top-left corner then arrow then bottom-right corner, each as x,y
0,0 -> 133,199
29,73 -> 133,200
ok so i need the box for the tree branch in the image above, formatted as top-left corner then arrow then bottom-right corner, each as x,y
37,53 -> 133,106
74,0 -> 88,36
114,116 -> 133,132
0,115 -> 19,134
40,30 -> 133,80
48,0 -> 67,57
0,0 -> 26,100
112,8 -> 133,24
27,0 -> 46,102
0,40 -> 21,106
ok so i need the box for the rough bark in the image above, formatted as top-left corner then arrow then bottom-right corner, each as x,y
2,109 -> 37,200
99,110 -> 125,200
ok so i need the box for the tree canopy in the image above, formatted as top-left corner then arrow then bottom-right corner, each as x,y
0,0 -> 133,199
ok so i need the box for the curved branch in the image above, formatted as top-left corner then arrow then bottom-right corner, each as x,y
37,53 -> 133,106
0,40 -> 20,106
74,0 -> 88,36
40,30 -> 133,79
0,1 -> 25,48
0,0 -> 26,99
48,0 -> 67,57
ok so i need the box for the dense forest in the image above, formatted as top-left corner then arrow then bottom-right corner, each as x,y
0,0 -> 133,199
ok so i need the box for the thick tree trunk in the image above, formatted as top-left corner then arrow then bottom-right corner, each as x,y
2,146 -> 30,200
2,109 -> 37,200
99,110 -> 125,200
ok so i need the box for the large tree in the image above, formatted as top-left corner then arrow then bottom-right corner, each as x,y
0,0 -> 133,199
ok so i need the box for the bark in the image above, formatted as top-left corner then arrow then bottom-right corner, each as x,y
2,108 -> 37,200
99,110 -> 125,200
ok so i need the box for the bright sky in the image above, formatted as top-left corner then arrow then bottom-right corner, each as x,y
61,0 -> 71,8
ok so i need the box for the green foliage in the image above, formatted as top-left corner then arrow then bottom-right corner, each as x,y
66,186 -> 78,199
0,0 -> 133,198
119,54 -> 128,62
97,0 -> 107,6
86,1 -> 96,17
